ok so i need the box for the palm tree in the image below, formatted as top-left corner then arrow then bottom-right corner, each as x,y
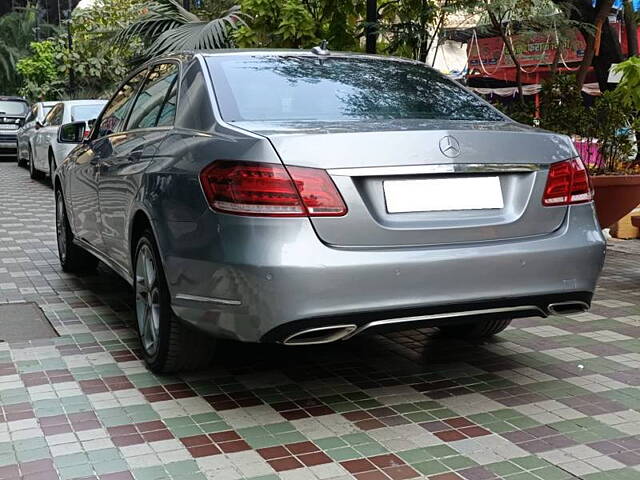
114,0 -> 244,61
0,6 -> 54,94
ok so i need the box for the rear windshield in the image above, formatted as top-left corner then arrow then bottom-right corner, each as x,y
0,100 -> 28,116
71,104 -> 104,122
206,55 -> 503,122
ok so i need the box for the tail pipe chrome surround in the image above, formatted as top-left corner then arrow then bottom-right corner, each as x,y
283,325 -> 357,345
547,301 -> 589,316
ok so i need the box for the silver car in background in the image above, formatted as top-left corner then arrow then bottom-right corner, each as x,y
0,96 -> 29,160
16,101 -> 56,167
30,99 -> 106,180
54,50 -> 605,373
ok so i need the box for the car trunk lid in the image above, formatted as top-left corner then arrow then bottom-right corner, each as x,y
234,119 -> 576,248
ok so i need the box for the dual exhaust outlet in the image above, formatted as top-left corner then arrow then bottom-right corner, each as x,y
282,301 -> 589,346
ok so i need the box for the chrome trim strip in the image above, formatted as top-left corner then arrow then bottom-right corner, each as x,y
342,305 -> 545,340
175,294 -> 242,306
283,324 -> 357,345
328,163 -> 540,177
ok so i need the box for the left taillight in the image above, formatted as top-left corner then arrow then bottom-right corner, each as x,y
542,157 -> 593,207
199,160 -> 347,217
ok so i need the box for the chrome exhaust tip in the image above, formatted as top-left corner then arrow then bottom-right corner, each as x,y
283,325 -> 357,345
548,301 -> 589,316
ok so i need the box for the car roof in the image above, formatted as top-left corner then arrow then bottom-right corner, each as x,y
41,101 -> 58,107
53,99 -> 108,106
0,96 -> 28,102
147,49 -> 429,68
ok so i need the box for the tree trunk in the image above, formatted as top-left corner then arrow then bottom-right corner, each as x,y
365,0 -> 377,54
488,11 -> 524,105
624,0 -> 638,57
550,47 -> 561,75
575,0 -> 616,90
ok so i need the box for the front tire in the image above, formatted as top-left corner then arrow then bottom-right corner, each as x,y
55,189 -> 98,273
438,318 -> 512,339
134,231 -> 215,373
49,153 -> 55,185
29,146 -> 43,180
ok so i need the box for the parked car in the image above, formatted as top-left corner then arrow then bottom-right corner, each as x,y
30,99 -> 107,181
0,96 -> 29,160
16,101 -> 57,167
54,50 -> 606,373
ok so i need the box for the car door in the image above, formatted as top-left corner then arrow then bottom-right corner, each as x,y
34,103 -> 63,170
98,62 -> 180,269
17,105 -> 36,160
69,70 -> 147,251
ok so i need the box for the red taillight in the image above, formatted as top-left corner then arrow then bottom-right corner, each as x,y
542,158 -> 593,206
199,160 -> 347,217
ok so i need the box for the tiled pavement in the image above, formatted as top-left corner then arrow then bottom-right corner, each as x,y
0,162 -> 639,480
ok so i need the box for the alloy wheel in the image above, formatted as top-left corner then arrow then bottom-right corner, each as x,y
135,245 -> 161,357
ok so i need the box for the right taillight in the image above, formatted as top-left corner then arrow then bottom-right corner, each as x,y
199,160 -> 347,217
542,158 -> 593,206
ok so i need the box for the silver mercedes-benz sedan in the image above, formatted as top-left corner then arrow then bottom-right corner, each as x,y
54,50 -> 606,373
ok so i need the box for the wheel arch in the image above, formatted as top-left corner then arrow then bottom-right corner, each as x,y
129,208 -> 167,280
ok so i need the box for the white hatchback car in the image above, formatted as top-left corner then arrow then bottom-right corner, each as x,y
30,99 -> 106,181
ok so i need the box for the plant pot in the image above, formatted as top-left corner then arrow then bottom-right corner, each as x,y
592,175 -> 640,228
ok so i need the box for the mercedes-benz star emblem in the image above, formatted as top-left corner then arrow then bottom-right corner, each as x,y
439,136 -> 461,158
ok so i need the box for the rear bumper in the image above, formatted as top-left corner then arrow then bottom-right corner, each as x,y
0,141 -> 17,157
161,203 -> 605,343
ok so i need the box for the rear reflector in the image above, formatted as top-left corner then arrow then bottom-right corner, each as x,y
542,158 -> 593,206
200,160 -> 347,217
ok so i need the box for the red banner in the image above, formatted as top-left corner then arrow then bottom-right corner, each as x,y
468,30 -> 586,70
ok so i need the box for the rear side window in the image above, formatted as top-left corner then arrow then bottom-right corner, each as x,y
206,56 -> 503,122
126,63 -> 179,130
96,69 -> 147,138
175,61 -> 214,131
71,104 -> 104,122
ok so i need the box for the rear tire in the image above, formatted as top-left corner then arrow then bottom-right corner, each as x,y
29,146 -> 43,180
55,189 -> 98,273
438,318 -> 512,339
134,231 -> 215,373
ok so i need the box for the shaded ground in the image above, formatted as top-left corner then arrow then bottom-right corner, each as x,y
0,162 -> 639,480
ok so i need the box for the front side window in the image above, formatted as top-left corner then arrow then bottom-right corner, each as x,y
125,63 -> 179,131
45,104 -> 64,126
206,55 -> 503,123
96,70 -> 147,138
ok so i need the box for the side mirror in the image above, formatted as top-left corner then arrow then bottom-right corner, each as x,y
58,121 -> 87,144
35,120 -> 43,129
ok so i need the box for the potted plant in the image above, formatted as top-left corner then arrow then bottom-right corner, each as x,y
540,70 -> 640,228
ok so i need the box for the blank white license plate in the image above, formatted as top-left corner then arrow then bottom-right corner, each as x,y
384,176 -> 504,213
0,124 -> 17,130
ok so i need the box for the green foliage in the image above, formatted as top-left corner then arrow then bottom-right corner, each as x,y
59,0 -> 146,97
234,0 -> 363,50
492,98 -> 535,125
114,0 -> 243,62
534,74 -> 638,174
538,74 -> 585,136
614,57 -> 640,112
16,41 -> 65,100
0,5 -> 56,95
